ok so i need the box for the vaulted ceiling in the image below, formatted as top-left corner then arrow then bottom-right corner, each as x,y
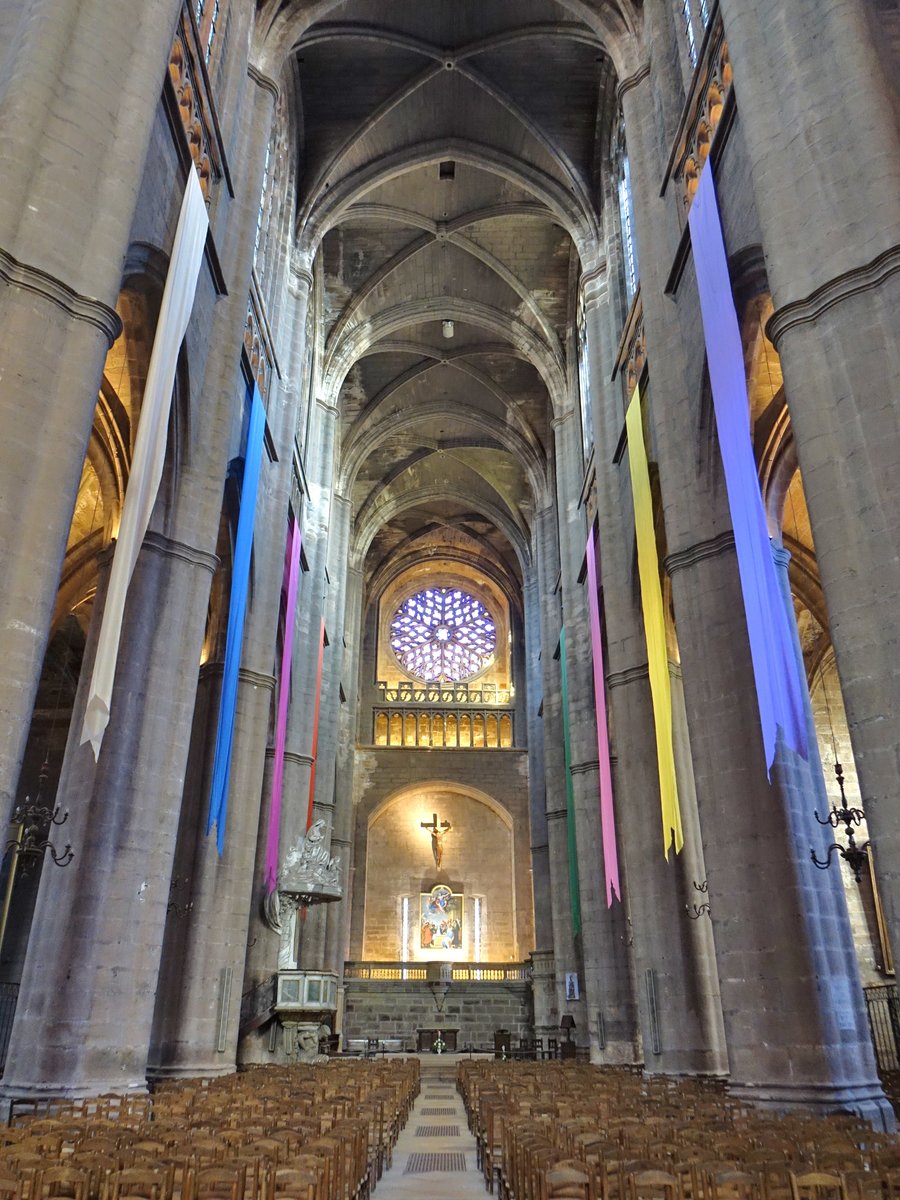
275,2 -> 626,601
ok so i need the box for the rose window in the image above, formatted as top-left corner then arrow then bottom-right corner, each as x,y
390,588 -> 497,682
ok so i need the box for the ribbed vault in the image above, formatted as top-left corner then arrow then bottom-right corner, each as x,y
273,0 -> 622,603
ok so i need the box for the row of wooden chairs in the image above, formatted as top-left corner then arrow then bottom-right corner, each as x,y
0,1061 -> 420,1200
459,1062 -> 900,1200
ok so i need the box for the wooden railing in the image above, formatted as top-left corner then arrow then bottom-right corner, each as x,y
165,2 -> 232,201
662,1 -> 733,219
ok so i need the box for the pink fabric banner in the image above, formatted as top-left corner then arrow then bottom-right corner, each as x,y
586,528 -> 621,906
265,517 -> 302,894
305,618 -> 326,833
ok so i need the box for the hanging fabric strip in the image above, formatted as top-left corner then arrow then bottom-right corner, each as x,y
585,528 -> 621,906
687,166 -> 808,772
81,169 -> 208,760
558,626 -> 583,937
265,516 -> 302,894
625,389 -> 684,858
207,383 -> 267,854
305,617 -> 326,832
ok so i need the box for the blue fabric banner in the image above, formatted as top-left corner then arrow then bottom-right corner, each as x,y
207,382 -> 267,853
688,166 -> 808,773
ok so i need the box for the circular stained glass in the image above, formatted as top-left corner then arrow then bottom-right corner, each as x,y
390,587 -> 497,683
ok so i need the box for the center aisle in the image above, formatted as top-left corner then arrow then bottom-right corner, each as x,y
375,1055 -> 487,1199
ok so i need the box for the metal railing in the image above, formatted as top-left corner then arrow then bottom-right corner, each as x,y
376,681 -> 512,705
0,982 -> 19,1073
344,961 -> 531,983
864,982 -> 900,1072
372,707 -> 513,749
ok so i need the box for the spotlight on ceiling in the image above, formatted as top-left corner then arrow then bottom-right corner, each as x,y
442,320 -> 455,339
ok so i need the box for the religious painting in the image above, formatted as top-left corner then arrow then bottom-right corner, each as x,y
420,884 -> 463,951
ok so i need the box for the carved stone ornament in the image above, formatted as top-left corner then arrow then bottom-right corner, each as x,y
282,1019 -> 331,1064
281,819 -> 342,892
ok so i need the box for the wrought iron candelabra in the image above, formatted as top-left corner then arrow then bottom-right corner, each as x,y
811,761 -> 869,882
686,879 -> 710,920
2,761 -> 73,872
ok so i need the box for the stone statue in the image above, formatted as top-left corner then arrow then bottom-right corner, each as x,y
283,1020 -> 331,1064
281,819 -> 342,890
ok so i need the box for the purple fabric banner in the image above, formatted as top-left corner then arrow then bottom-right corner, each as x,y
586,528 -> 621,906
265,516 -> 302,894
688,166 -> 808,772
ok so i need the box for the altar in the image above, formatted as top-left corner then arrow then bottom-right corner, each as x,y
416,1028 -> 458,1053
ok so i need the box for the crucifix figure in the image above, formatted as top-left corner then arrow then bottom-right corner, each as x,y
421,813 -> 452,870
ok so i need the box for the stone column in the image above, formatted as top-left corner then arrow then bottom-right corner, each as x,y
581,252 -> 726,1076
532,504 -> 579,1041
239,262 -> 316,1011
257,389 -> 341,979
146,65 -> 287,1079
0,530 -> 217,1100
620,34 -> 891,1123
325,560 -> 364,981
299,490 -> 353,972
553,404 -> 639,1063
523,570 -> 553,954
717,0 -> 900,971
0,0 -> 183,825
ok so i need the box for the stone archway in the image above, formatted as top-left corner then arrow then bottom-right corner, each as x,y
362,782 -> 519,964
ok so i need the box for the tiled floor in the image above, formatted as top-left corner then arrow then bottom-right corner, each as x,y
375,1056 -> 487,1198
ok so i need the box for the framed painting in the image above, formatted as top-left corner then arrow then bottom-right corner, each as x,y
420,884 -> 464,951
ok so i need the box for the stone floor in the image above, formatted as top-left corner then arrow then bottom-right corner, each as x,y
375,1055 -> 487,1199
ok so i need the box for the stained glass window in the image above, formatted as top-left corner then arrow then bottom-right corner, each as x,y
390,588 -> 497,682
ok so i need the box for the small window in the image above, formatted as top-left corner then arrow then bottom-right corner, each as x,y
618,153 -> 638,301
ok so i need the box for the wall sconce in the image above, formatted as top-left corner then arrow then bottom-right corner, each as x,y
811,762 -> 870,882
442,319 -> 455,339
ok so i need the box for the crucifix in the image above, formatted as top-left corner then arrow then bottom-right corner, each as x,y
421,813 -> 452,870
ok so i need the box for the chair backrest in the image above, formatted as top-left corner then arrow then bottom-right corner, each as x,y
788,1172 -> 849,1200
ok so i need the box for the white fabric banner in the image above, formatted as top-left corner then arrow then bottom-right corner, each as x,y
81,170 -> 208,760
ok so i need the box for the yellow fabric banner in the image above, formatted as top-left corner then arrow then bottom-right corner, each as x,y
625,387 -> 684,858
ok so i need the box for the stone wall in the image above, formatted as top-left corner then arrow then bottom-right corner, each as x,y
362,785 -> 516,962
342,979 -> 532,1049
350,747 -> 535,960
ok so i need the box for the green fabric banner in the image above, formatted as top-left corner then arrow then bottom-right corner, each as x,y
559,626 -> 582,937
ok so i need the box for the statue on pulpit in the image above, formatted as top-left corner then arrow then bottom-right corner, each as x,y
421,812 -> 452,869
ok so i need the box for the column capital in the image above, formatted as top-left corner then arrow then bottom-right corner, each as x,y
664,531 -> 736,576
0,244 -> 122,347
247,63 -> 280,100
143,530 -> 220,574
765,244 -> 900,350
617,60 -> 651,103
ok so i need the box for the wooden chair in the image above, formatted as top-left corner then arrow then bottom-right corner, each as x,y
626,1170 -> 683,1200
544,1160 -> 598,1200
33,1166 -> 92,1200
703,1170 -> 765,1200
788,1173 -> 849,1200
184,1166 -> 246,1200
268,1168 -> 318,1200
102,1167 -> 170,1200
